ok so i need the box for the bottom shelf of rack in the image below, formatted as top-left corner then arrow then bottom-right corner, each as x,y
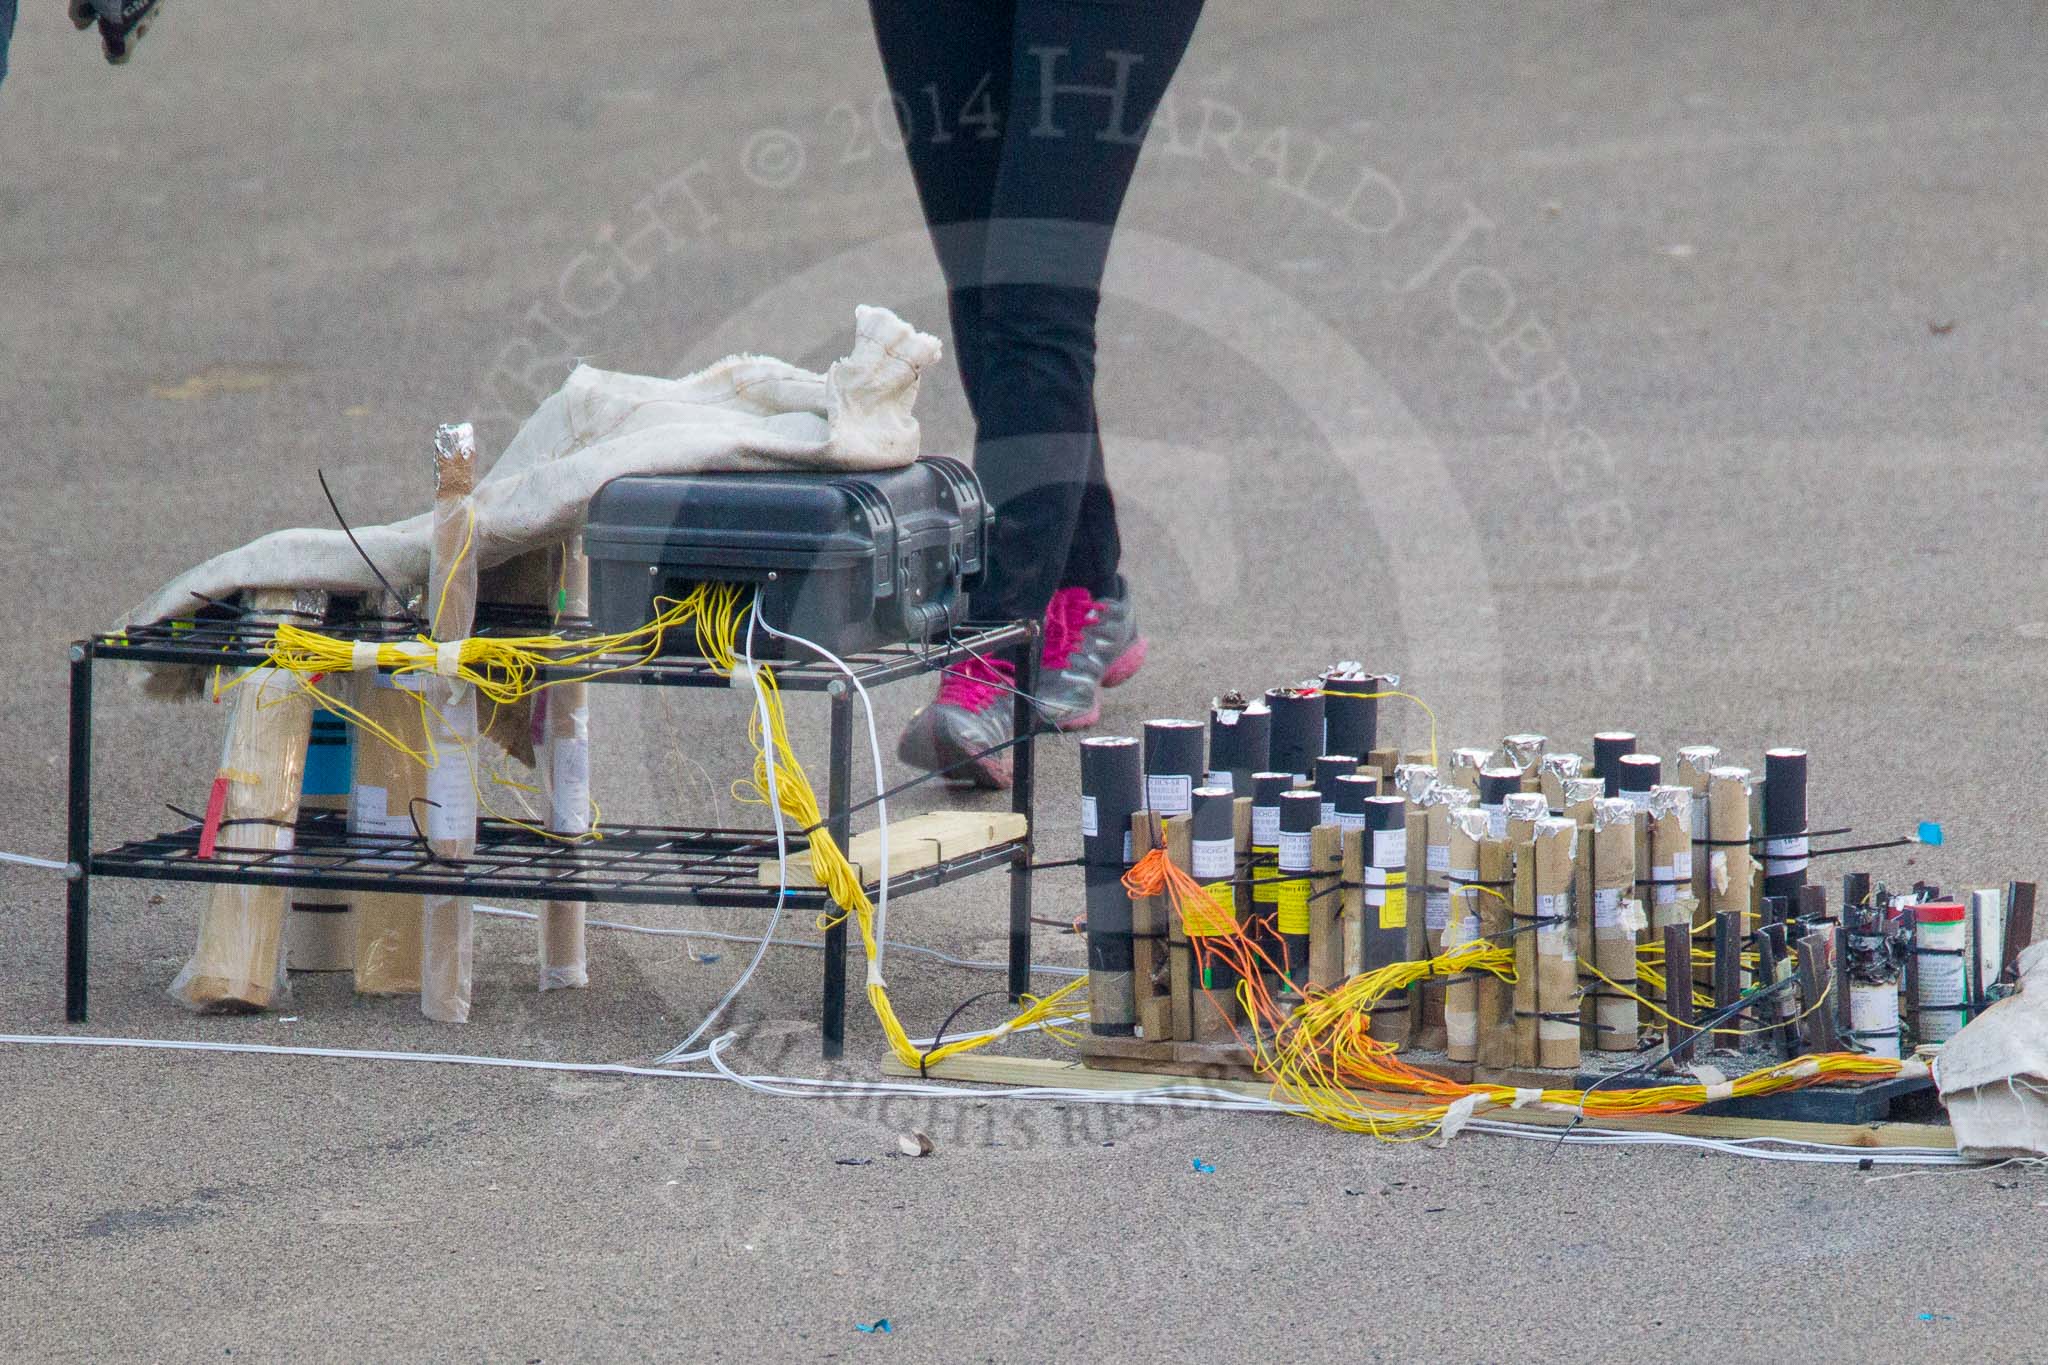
89,809 -> 1023,910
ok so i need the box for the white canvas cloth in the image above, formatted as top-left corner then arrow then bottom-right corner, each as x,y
119,305 -> 941,630
1934,940 -> 2048,1159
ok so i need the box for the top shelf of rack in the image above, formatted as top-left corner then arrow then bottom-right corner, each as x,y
80,609 -> 1033,693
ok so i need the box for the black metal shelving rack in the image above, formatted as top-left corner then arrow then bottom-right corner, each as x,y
63,610 -> 1040,1057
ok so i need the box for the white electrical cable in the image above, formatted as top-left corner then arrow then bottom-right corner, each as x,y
0,851 -> 67,871
656,604 -> 791,1063
0,1031 -> 1967,1163
747,612 -> 893,974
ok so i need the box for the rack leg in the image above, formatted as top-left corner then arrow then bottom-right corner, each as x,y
1008,624 -> 1039,1003
65,644 -> 93,1023
820,682 -> 854,1060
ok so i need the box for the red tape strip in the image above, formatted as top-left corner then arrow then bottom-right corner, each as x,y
198,775 -> 230,859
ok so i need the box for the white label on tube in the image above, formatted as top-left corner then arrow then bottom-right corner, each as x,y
1320,801 -> 1338,826
1251,806 -> 1280,847
1652,862 -> 1678,904
1192,838 -> 1235,880
424,753 -> 476,844
1122,831 -> 1133,864
1080,795 -> 1099,839
1335,812 -> 1366,833
1278,829 -> 1313,873
1425,891 -> 1450,932
1427,844 -> 1450,874
1593,887 -> 1623,928
1764,835 -> 1810,876
1146,775 -> 1192,817
1372,828 -> 1408,868
1485,805 -> 1507,840
551,736 -> 591,835
1205,770 -> 1234,793
350,784 -> 388,833
1918,1008 -> 1967,1044
1914,949 -> 1966,1010
1849,983 -> 1901,1058
1673,850 -> 1694,880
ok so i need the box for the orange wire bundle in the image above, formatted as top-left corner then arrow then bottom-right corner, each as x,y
1118,844 -> 1909,1139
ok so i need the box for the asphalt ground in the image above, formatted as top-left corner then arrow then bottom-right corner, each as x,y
3,3 -> 2046,1360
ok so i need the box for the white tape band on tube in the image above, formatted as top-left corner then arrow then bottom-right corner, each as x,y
435,641 -> 463,678
350,641 -> 381,672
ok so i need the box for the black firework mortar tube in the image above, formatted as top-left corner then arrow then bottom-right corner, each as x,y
1361,793 -> 1412,996
1206,694 -> 1270,796
1762,748 -> 1810,903
1313,754 -> 1363,825
1332,772 -> 1378,833
1593,731 -> 1638,797
1079,736 -> 1144,1035
1188,786 -> 1242,1001
1275,790 -> 1323,989
1247,771 -> 1293,981
1617,752 -> 1662,809
1265,685 -> 1326,782
1322,665 -> 1382,758
1140,719 -> 1204,820
1477,766 -> 1521,840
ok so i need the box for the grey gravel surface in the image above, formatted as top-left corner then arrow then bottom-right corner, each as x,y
3,2 -> 2046,1360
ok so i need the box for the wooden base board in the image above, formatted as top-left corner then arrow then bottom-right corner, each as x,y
1074,1038 -> 1929,1124
1079,1034 -> 1476,1085
755,810 -> 1027,888
882,1052 -> 1954,1150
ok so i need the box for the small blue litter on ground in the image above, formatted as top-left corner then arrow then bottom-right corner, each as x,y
1918,1313 -> 1953,1323
1191,1158 -> 1215,1174
1916,821 -> 1944,846
856,1319 -> 892,1335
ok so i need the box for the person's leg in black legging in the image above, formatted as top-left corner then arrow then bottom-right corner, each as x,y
872,0 -> 1201,622
867,1 -> 1015,419
872,0 -> 1203,781
968,0 -> 1202,622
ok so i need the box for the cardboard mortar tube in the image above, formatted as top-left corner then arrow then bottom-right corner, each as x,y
1416,789 -> 1473,1051
169,587 -> 325,1011
1442,805 -> 1488,1062
351,654 -> 430,996
421,423 -> 480,1025
1534,816 -> 1582,1070
540,537 -> 592,991
1591,797 -> 1642,1050
1561,777 -> 1603,1047
1707,768 -> 1756,989
1648,786 -> 1696,933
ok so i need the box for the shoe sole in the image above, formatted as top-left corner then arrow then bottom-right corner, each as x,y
1100,636 -> 1148,689
1052,702 -> 1102,733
